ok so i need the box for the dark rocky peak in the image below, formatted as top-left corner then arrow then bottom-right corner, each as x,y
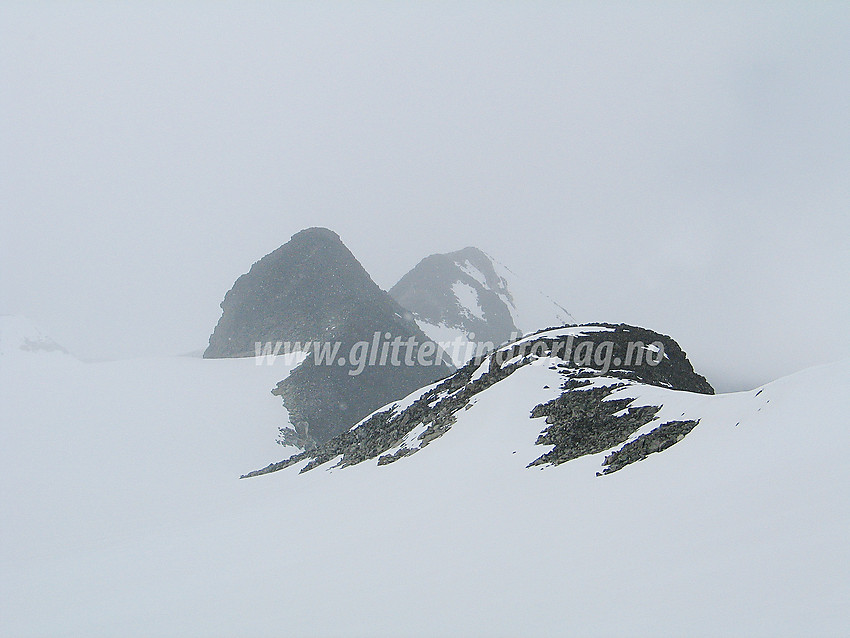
204,227 -> 454,445
205,227 -> 389,358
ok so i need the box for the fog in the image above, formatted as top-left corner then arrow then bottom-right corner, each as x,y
2,3 -> 848,391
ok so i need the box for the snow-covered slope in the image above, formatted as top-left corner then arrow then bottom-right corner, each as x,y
1,328 -> 848,636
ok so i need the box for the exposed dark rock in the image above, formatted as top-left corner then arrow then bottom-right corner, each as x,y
522,325 -> 710,468
205,227 -> 454,443
600,419 -> 700,474
241,323 -> 713,478
205,228 -> 412,358
528,385 -> 661,467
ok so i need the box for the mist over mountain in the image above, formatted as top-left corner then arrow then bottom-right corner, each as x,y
3,4 -> 849,635
203,229 -> 581,446
3,239 -> 847,638
390,246 -> 574,365
0,315 -> 70,358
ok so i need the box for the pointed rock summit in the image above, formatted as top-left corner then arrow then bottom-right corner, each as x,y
205,227 -> 453,445
389,246 -> 574,365
205,228 -> 393,358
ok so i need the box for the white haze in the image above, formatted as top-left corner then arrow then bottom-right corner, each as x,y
1,3 -> 849,390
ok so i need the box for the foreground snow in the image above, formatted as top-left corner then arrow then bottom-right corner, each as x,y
1,326 -> 848,636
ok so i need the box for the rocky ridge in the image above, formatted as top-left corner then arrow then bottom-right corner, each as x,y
242,323 -> 713,478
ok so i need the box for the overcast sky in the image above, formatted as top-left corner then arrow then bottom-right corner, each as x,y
2,2 -> 848,391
